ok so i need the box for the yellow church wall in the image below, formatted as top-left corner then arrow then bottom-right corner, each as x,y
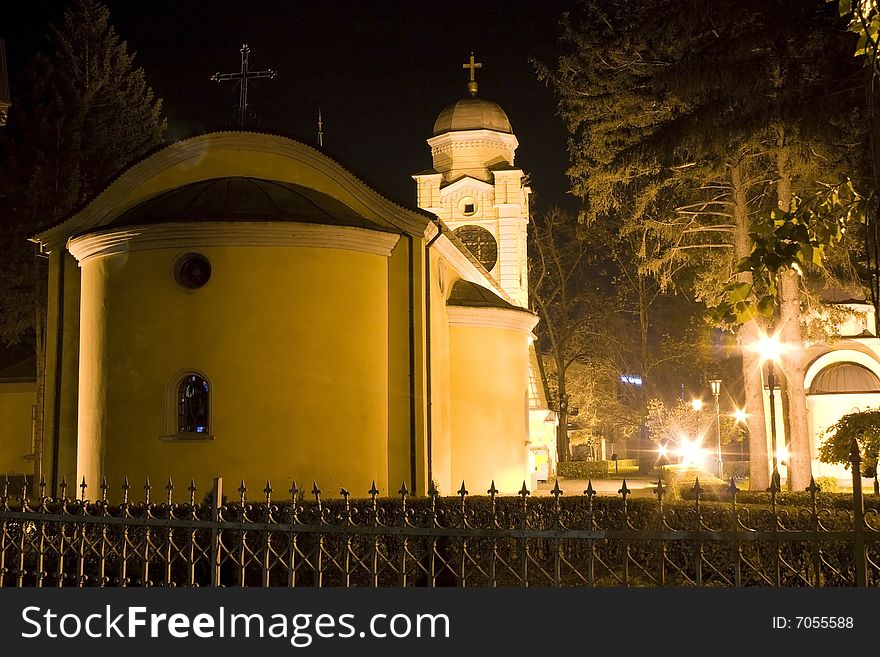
448,316 -> 532,493
0,382 -> 36,477
427,258 -> 454,495
42,251 -> 81,492
386,236 -> 428,494
76,243 -> 390,498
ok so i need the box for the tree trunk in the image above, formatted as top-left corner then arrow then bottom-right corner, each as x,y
556,350 -> 570,463
731,161 -> 770,490
775,138 -> 812,490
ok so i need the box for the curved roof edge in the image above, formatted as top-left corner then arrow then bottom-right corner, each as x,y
33,131 -> 436,251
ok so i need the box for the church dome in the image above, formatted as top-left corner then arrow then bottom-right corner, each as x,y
433,97 -> 512,136
809,362 -> 880,394
107,176 -> 387,232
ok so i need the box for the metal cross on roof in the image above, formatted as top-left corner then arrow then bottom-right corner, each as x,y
462,52 -> 482,97
211,44 -> 277,129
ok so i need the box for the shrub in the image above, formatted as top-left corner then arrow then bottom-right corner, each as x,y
661,465 -> 727,501
722,461 -> 749,482
557,459 -> 639,479
815,476 -> 840,493
558,460 -> 608,479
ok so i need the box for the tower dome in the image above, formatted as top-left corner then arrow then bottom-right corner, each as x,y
432,97 -> 512,136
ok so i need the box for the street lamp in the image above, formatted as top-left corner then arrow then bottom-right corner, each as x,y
734,408 -> 748,462
710,379 -> 722,480
751,331 -> 788,489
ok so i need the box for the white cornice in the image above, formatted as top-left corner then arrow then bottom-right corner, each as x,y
447,305 -> 538,333
427,129 -> 519,153
67,222 -> 401,264
36,132 -> 431,252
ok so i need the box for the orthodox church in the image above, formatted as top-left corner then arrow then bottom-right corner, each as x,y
0,60 -> 558,497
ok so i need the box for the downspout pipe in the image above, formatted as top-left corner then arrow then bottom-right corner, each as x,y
407,234 -> 417,494
424,217 -> 444,494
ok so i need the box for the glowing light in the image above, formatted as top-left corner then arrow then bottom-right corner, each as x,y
620,374 -> 643,386
777,445 -> 790,464
658,445 -> 668,458
691,398 -> 704,412
678,437 -> 706,468
733,408 -> 747,424
749,330 -> 791,364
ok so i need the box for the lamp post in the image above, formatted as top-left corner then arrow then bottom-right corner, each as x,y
710,379 -> 722,480
752,332 -> 786,489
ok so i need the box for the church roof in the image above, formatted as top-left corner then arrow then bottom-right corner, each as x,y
104,176 -> 394,233
808,362 -> 880,395
433,97 -> 512,136
446,279 -> 522,311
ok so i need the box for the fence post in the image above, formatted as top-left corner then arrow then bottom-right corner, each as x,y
210,477 -> 223,588
850,440 -> 867,587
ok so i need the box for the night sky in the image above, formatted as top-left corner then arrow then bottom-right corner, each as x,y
3,0 -> 576,210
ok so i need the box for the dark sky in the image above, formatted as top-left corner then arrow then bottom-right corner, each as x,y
3,0 -> 577,210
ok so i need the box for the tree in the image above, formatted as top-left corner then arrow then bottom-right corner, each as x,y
0,0 -> 166,341
818,408 -> 880,478
0,0 -> 166,489
540,0 -> 866,489
530,207 -> 609,461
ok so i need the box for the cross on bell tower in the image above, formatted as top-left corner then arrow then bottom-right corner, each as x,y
211,44 -> 277,129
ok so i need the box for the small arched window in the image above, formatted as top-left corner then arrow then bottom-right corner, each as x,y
177,374 -> 209,434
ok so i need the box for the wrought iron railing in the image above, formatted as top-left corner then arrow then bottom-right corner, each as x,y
1,454 -> 878,587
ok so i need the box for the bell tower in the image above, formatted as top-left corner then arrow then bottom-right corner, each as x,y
413,54 -> 530,308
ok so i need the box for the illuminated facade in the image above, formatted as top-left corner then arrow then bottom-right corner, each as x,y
6,72 -> 557,497
762,301 -> 880,482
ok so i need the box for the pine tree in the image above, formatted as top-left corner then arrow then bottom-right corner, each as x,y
0,0 -> 166,489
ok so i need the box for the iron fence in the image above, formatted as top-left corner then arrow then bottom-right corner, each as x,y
1,453 -> 879,587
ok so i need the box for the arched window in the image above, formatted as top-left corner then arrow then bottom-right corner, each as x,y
177,374 -> 209,433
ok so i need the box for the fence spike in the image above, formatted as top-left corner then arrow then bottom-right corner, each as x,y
653,478 -> 665,502
1,476 -> 8,508
143,476 -> 152,504
619,479 -> 631,499
188,479 -> 197,505
584,480 -> 595,498
263,480 -> 272,504
427,480 -> 438,498
487,480 -> 498,497
121,477 -> 130,505
519,481 -> 530,498
368,481 -> 379,499
692,477 -> 703,498
100,476 -> 109,502
166,478 -> 175,504
289,480 -> 299,502
80,476 -> 88,501
311,481 -> 321,502
727,477 -> 739,499
551,479 -> 563,498
807,476 -> 820,495
398,481 -> 409,498
458,481 -> 468,498
39,475 -> 46,499
768,469 -> 781,495
340,487 -> 350,501
238,480 -> 248,503
60,475 -> 68,500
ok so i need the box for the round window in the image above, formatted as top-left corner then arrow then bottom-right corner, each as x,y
174,253 -> 212,290
453,225 -> 498,271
